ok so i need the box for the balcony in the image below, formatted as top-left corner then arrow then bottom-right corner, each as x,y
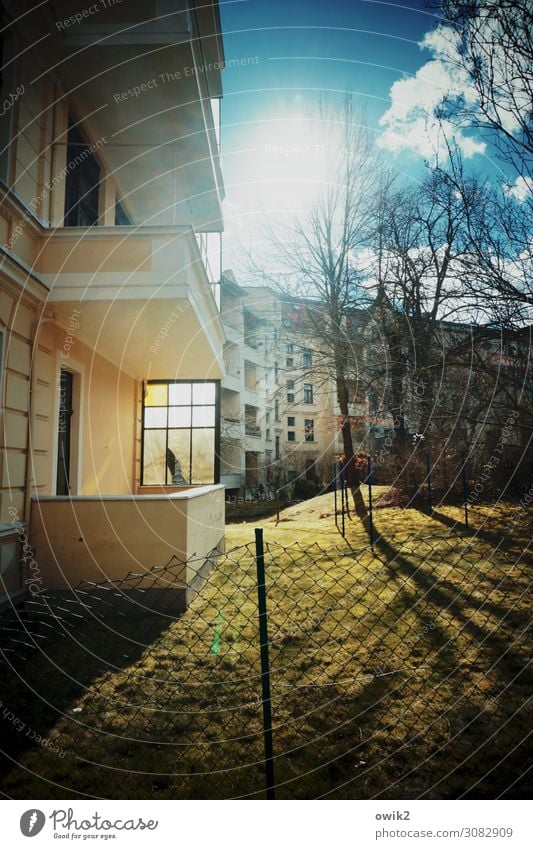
222,368 -> 241,393
52,0 -> 224,230
222,416 -> 242,439
30,486 -> 225,608
245,425 -> 261,438
38,225 -> 224,379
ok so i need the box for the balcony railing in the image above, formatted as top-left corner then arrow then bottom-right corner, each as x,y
245,425 -> 261,437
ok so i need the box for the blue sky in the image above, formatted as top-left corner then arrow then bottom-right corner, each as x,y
217,0 -> 513,274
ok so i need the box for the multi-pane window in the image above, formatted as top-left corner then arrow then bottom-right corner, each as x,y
288,431 -> 296,442
304,419 -> 315,442
287,416 -> 295,426
142,381 -> 219,485
303,383 -> 314,404
303,350 -> 312,368
287,380 -> 295,404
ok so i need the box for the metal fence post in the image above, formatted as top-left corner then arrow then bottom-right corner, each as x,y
462,453 -> 469,529
254,527 -> 275,799
333,461 -> 338,529
341,465 -> 346,538
367,455 -> 374,550
425,451 -> 433,516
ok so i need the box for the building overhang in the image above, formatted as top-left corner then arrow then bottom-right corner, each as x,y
38,225 -> 225,379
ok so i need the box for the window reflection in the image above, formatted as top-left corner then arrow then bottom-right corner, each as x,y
142,381 -> 218,485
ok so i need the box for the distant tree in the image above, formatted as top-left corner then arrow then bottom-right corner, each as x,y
253,96 -> 385,492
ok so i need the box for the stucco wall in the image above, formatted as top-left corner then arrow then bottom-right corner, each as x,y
30,485 -> 225,593
34,322 -> 137,497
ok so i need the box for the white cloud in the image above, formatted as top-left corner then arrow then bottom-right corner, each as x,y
503,176 -> 532,203
378,25 -> 487,162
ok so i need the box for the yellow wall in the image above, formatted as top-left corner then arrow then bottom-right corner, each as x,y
34,321 -> 137,497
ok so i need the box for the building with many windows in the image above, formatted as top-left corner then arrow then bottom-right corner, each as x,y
219,275 -> 354,498
0,0 -> 226,608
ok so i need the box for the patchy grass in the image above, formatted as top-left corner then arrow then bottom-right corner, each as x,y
0,493 -> 530,799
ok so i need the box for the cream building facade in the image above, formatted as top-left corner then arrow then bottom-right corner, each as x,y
0,0 -> 227,608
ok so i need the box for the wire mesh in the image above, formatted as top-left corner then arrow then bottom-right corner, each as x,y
0,527 -> 530,799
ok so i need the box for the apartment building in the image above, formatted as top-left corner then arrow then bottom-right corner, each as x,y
219,276 -> 356,497
0,0 -> 227,608
219,272 -> 531,497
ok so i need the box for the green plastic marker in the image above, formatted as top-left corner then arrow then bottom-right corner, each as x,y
210,612 -> 224,655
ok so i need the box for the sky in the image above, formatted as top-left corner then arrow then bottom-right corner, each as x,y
217,0 -> 518,277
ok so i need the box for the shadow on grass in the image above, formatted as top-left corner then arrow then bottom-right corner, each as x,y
0,586 -> 180,790
350,523 -> 533,798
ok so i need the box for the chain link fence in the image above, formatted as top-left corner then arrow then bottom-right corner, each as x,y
0,526 -> 531,799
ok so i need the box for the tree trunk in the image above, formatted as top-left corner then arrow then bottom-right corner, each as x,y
335,355 -> 358,491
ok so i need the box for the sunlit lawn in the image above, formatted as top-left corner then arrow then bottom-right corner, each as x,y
0,492 -> 530,799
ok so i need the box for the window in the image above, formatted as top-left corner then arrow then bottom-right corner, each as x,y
288,431 -> 296,442
287,469 -> 297,482
287,416 -> 295,427
266,411 -> 270,423
0,33 -> 15,182
287,393 -> 294,404
265,428 -> 271,440
274,399 -> 279,420
274,361 -> 279,382
286,342 -> 294,354
275,435 -> 280,460
115,196 -> 131,225
287,380 -> 294,390
245,404 -> 260,436
304,419 -> 315,442
265,450 -> 272,482
303,350 -> 312,368
286,357 -> 294,368
303,383 -> 313,404
142,381 -> 219,485
64,116 -> 101,226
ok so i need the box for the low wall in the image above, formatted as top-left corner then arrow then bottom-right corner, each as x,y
30,486 -> 225,599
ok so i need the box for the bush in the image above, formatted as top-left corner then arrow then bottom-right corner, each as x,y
294,478 -> 321,500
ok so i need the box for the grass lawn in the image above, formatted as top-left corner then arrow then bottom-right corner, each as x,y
0,492 -> 530,799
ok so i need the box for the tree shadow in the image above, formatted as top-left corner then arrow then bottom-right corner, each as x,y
0,583 -> 184,789
417,507 -> 520,550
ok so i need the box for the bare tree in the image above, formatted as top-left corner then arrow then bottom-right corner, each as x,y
252,96 -> 385,491
431,0 -> 532,182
